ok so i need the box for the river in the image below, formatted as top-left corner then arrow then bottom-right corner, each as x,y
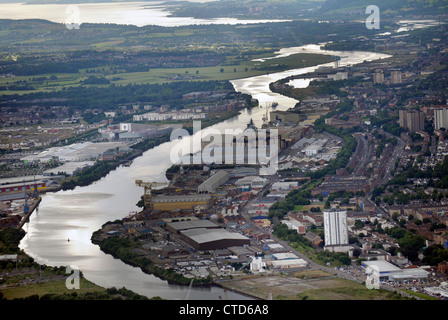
0,1 -> 288,27
17,42 -> 390,299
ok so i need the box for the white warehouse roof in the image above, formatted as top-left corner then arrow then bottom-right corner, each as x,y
362,260 -> 401,273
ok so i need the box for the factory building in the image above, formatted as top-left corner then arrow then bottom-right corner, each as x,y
180,228 -> 250,251
197,170 -> 229,194
151,194 -> 213,211
234,176 -> 268,190
99,123 -> 172,141
166,220 -> 220,234
302,139 -> 327,156
166,220 -> 250,251
21,142 -> 130,163
271,181 -> 298,191
0,180 -> 47,194
268,252 -> 308,269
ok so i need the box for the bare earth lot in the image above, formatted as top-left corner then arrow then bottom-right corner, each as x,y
220,270 -> 406,300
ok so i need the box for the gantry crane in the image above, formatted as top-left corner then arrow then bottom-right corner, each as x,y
135,180 -> 169,208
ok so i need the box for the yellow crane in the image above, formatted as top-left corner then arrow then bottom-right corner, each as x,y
135,180 -> 169,208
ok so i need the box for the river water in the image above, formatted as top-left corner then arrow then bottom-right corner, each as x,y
17,42 -> 390,299
0,1 -> 288,27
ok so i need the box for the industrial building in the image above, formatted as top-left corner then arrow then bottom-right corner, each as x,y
166,220 -> 220,234
20,141 -> 130,163
302,139 -> 327,156
312,175 -> 370,196
151,194 -> 213,211
165,220 -> 250,251
362,260 -> 429,283
234,176 -> 268,190
99,123 -> 173,141
271,181 -> 298,191
180,228 -> 250,251
268,252 -> 308,269
0,180 -> 47,194
269,111 -> 304,124
197,170 -> 229,194
43,161 -> 95,176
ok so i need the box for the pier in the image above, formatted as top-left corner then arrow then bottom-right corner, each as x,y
17,196 -> 41,230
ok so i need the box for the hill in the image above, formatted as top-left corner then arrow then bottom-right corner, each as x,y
318,0 -> 448,19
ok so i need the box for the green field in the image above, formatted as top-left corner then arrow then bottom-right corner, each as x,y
109,52 -> 333,84
0,52 -> 333,95
1,278 -> 102,300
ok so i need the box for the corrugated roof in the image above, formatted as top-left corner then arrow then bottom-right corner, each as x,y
181,228 -> 248,244
199,171 -> 229,188
167,220 -> 218,231
152,194 -> 212,203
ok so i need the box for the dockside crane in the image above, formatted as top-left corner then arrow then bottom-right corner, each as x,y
135,180 -> 169,208
332,55 -> 341,68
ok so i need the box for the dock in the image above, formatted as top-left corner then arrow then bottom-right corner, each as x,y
17,196 -> 42,230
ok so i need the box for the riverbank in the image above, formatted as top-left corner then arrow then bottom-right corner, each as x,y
91,227 -> 213,287
59,135 -> 169,191
0,228 -> 154,300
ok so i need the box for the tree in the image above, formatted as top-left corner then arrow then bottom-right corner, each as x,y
352,248 -> 361,258
392,212 -> 399,221
423,244 -> 448,265
398,233 -> 425,262
354,220 -> 364,229
399,219 -> 407,228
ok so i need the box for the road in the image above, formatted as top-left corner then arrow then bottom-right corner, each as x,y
239,173 -> 367,284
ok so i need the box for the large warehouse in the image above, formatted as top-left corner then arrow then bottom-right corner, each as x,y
197,170 -> 229,194
21,141 -> 130,163
181,228 -> 250,251
362,260 -> 429,283
166,220 -> 250,251
151,194 -> 213,210
166,220 -> 220,234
